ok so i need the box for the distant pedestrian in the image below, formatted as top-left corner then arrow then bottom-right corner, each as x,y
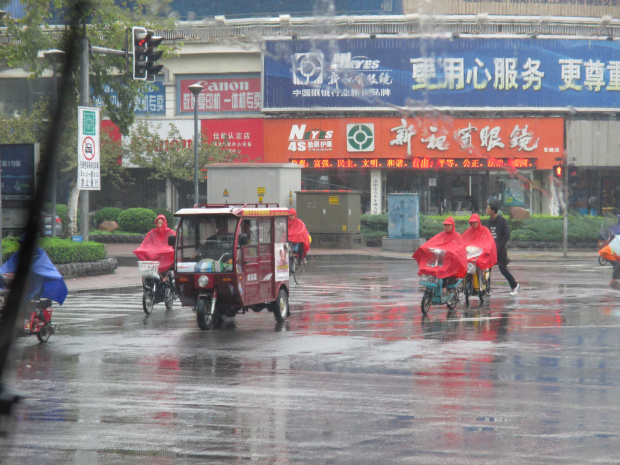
486,202 -> 519,296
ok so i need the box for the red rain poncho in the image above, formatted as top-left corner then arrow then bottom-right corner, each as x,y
134,214 -> 176,272
288,208 -> 310,258
461,213 -> 497,270
413,216 -> 467,279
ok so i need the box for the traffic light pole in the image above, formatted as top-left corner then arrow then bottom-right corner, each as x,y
563,155 -> 568,258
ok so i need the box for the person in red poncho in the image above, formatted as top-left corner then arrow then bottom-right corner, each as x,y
462,213 -> 497,271
134,214 -> 176,273
413,216 -> 467,279
288,208 -> 310,263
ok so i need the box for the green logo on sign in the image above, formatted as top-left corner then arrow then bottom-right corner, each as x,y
347,123 -> 374,152
83,111 -> 96,136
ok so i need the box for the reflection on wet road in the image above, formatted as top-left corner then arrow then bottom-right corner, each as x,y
2,259 -> 620,464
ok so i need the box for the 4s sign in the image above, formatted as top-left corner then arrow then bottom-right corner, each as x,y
77,107 -> 100,190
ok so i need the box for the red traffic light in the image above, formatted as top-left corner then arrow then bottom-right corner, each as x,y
553,165 -> 563,178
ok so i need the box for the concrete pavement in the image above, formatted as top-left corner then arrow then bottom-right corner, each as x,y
64,242 -> 601,294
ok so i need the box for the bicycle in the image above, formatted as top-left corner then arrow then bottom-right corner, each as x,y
289,243 -> 305,285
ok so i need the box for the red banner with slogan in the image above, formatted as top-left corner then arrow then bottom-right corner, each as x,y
263,117 -> 563,170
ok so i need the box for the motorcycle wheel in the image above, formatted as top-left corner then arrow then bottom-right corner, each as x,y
271,288 -> 289,323
446,289 -> 459,310
142,288 -> 154,315
421,291 -> 432,315
196,297 -> 219,330
36,324 -> 51,343
164,284 -> 174,311
599,255 -> 608,266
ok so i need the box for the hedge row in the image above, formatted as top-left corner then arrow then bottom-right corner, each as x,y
1,237 -> 106,264
361,213 -> 617,243
93,207 -> 175,235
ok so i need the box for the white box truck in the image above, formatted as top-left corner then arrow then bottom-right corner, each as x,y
206,163 -> 302,208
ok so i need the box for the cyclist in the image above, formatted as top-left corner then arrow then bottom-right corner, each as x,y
287,208 -> 310,264
134,214 -> 176,275
413,216 -> 467,281
462,213 -> 497,271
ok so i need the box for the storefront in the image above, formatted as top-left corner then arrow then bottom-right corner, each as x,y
263,116 -> 563,215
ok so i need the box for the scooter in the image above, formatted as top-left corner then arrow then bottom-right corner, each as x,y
462,246 -> 491,306
0,288 -> 57,343
21,298 -> 57,342
419,248 -> 462,315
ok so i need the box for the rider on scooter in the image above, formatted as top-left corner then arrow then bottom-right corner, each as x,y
133,214 -> 176,275
413,216 -> 467,281
0,234 -> 68,303
462,213 -> 497,271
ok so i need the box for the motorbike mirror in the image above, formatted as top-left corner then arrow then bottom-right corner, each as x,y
168,235 -> 176,247
238,233 -> 249,246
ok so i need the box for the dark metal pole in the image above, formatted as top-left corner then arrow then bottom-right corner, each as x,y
50,66 -> 58,237
194,98 -> 199,206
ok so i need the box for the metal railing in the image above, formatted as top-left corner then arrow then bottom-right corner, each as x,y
163,14 -> 620,41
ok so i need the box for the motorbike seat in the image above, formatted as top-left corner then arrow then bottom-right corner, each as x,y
38,298 -> 52,308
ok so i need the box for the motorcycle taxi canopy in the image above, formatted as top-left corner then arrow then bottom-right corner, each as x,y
413,217 -> 467,279
461,213 -> 497,270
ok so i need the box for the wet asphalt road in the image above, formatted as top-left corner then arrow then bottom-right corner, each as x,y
1,258 -> 620,464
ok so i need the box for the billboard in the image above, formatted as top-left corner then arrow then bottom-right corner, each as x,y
93,82 -> 166,116
263,117 -> 563,170
263,38 -> 620,111
177,76 -> 261,115
0,143 -> 39,199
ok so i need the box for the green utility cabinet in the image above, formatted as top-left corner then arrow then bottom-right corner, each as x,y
295,190 -> 362,234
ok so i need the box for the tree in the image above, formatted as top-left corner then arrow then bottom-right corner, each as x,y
124,119 -> 245,207
0,0 -> 177,235
0,99 -> 130,234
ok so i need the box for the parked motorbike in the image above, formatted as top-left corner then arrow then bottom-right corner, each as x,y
419,248 -> 462,315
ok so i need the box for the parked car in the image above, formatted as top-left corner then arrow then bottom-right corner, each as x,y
42,213 -> 63,237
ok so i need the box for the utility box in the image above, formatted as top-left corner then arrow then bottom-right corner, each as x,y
296,190 -> 364,248
383,193 -> 425,253
206,163 -> 301,208
387,193 -> 420,239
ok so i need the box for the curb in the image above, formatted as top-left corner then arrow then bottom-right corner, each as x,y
67,284 -> 143,295
57,258 -> 118,279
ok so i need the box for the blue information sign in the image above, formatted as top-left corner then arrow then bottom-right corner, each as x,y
93,82 -> 166,116
263,38 -> 620,111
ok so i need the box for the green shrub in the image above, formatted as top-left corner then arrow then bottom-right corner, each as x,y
361,213 -> 388,237
153,208 -> 175,228
1,237 -> 106,264
94,207 -> 124,226
117,208 -> 157,234
38,238 -> 106,264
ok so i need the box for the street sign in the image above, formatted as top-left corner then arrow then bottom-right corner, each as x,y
77,106 -> 100,191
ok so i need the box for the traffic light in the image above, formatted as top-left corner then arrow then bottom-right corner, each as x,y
132,26 -> 164,81
553,165 -> 563,178
568,165 -> 578,178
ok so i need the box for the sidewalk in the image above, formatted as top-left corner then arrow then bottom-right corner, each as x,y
64,243 -> 599,294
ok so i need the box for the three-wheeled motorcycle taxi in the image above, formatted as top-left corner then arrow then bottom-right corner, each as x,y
169,204 -> 291,329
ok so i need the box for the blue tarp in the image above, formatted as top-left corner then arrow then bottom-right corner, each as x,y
0,249 -> 68,305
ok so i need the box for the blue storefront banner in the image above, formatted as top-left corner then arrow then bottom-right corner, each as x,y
93,82 -> 166,116
263,38 -> 620,111
0,143 -> 36,198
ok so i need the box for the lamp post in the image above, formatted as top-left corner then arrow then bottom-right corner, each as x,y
188,83 -> 204,206
43,49 -> 65,238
